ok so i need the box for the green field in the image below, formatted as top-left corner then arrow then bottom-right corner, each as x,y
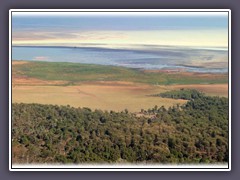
13,61 -> 228,85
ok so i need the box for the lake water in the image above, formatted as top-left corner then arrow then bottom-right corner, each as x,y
12,46 -> 228,73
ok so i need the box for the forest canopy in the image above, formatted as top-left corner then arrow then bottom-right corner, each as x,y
12,89 -> 228,164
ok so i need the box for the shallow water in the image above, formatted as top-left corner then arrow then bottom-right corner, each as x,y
12,46 -> 228,73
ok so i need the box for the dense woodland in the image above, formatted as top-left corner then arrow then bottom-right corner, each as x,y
153,88 -> 205,100
12,89 -> 228,164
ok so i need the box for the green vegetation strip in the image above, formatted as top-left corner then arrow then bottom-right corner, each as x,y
13,61 -> 228,85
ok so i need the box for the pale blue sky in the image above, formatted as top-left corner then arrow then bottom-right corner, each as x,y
12,12 -> 229,47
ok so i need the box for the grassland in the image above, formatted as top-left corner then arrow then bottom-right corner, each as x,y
12,60 -> 228,112
12,61 -> 228,85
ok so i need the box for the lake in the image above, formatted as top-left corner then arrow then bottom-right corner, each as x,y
12,46 -> 228,73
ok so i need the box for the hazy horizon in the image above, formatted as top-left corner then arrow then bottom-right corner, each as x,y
12,11 -> 229,48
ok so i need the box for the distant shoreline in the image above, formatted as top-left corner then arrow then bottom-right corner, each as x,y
12,44 -> 228,51
12,59 -> 228,75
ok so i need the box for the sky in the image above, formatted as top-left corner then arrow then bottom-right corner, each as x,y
12,11 -> 229,48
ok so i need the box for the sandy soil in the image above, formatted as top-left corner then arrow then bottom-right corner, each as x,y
12,82 -> 187,112
12,61 -> 29,65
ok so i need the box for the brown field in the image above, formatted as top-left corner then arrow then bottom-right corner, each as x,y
12,61 -> 29,65
12,79 -> 228,112
12,82 -> 187,112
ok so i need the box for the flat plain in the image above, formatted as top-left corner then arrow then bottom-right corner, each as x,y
12,60 -> 228,112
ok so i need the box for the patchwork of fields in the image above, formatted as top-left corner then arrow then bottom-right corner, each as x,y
12,61 -> 228,112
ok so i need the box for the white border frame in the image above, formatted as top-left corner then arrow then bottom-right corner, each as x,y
9,9 -> 231,171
